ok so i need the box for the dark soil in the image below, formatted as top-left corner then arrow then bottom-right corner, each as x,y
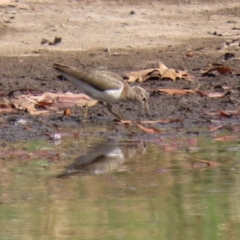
1,41 -> 240,141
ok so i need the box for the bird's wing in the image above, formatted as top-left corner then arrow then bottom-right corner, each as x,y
53,63 -> 123,91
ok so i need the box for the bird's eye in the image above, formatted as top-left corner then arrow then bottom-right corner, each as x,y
142,97 -> 146,102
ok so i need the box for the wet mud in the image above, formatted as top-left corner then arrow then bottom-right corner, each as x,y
1,42 -> 240,141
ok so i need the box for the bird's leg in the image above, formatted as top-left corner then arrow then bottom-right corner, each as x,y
141,100 -> 152,119
107,103 -> 121,120
84,100 -> 91,119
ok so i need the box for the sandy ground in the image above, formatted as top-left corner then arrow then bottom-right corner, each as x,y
0,0 -> 240,55
0,0 -> 240,141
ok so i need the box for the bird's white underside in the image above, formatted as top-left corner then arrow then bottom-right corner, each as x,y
106,148 -> 124,160
61,73 -> 124,103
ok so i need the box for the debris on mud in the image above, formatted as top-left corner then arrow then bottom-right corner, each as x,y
125,62 -> 193,82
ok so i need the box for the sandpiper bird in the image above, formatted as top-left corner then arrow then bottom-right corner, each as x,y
53,63 -> 151,119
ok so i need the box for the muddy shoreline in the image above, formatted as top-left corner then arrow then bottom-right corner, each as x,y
0,0 -> 240,141
1,43 -> 240,141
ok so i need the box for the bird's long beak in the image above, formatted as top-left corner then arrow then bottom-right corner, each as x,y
143,102 -> 152,118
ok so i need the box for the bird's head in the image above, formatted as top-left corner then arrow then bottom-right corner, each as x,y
132,86 -> 151,118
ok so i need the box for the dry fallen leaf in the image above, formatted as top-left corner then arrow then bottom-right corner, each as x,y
215,66 -> 234,74
5,91 -> 98,115
115,119 -> 133,124
186,52 -> 193,57
151,88 -> 230,98
186,51 -> 202,57
115,119 -> 181,125
197,90 -> 230,98
0,98 -> 19,114
125,61 -> 193,82
126,69 -> 159,83
204,110 -> 239,117
152,88 -> 196,95
158,62 -> 191,81
209,125 -> 224,132
35,92 -> 95,107
201,63 -> 234,75
11,97 -> 38,114
64,108 -> 72,116
220,110 -> 239,117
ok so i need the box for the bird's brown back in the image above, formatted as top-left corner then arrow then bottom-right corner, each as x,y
53,63 -> 124,91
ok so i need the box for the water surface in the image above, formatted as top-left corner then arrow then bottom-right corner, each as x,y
1,131 -> 240,240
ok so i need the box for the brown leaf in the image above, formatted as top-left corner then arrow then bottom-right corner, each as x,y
186,52 -> 193,57
201,64 -> 234,75
220,110 -> 239,117
115,119 -> 133,124
158,62 -> 191,81
125,62 -> 193,82
204,110 -> 239,117
0,98 -> 19,114
197,90 -> 230,98
37,92 -> 94,107
152,118 -> 182,124
220,111 -> 233,117
11,97 -> 38,114
64,108 -> 72,116
137,124 -> 161,134
186,51 -> 202,57
0,108 -> 19,114
216,66 -> 234,74
7,91 -> 98,115
116,119 -> 182,125
126,69 -> 160,83
152,88 -> 196,95
209,125 -> 224,132
37,101 -> 53,106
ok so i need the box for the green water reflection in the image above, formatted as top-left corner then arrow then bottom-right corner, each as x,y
1,136 -> 240,240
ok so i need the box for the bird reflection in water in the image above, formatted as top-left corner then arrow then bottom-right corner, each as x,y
57,141 -> 146,178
